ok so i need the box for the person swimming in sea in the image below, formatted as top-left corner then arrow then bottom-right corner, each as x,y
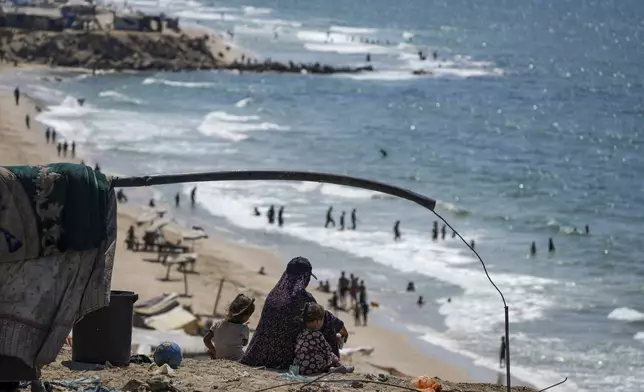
379,148 -> 388,158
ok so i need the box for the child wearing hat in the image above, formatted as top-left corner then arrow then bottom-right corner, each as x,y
203,293 -> 255,360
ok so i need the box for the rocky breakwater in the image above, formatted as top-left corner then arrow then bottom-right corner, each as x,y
0,28 -> 374,74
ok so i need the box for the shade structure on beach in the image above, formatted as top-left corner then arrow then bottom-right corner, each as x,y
136,207 -> 168,225
160,222 -> 207,244
144,216 -> 172,233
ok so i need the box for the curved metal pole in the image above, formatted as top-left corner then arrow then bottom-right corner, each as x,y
110,170 -> 437,212
110,169 -> 516,392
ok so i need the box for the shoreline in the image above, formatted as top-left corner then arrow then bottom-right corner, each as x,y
0,71 -> 474,383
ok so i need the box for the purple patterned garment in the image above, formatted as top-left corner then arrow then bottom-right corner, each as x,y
240,257 -> 344,368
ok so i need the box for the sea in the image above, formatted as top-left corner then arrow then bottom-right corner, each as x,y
2,0 -> 644,390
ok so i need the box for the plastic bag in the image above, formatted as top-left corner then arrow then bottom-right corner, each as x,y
411,376 -> 442,392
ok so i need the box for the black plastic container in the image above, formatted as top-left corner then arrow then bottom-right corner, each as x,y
72,290 -> 138,366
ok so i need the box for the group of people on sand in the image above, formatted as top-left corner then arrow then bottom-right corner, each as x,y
203,257 -> 354,375
323,272 -> 369,327
14,85 -> 81,163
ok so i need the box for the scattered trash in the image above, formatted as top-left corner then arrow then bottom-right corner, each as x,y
350,380 -> 364,388
377,373 -> 389,382
130,355 -> 153,365
153,364 -> 175,376
123,379 -> 152,392
411,376 -> 442,392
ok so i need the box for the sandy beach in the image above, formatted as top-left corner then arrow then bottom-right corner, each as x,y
0,81 -> 474,383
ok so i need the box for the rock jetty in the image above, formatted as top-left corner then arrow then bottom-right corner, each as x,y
0,28 -> 373,74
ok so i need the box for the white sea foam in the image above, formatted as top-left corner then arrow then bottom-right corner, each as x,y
635,332 -> 644,342
242,6 -> 272,15
329,25 -> 377,35
142,77 -> 215,88
608,307 -> 644,322
235,97 -> 253,108
99,90 -> 143,105
197,110 -> 288,142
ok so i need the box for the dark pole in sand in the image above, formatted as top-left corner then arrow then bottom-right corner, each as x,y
110,169 -> 510,392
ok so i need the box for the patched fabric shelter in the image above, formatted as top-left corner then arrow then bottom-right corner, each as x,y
0,163 -> 116,380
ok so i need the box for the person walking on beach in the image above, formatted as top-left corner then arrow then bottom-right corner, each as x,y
394,220 -> 401,241
71,141 -> 76,158
175,192 -> 180,207
267,205 -> 276,224
45,128 -> 51,143
25,114 -> 30,129
325,206 -> 335,228
349,275 -> 358,306
278,206 -> 284,227
56,143 -> 62,157
14,86 -> 20,106
499,336 -> 506,368
338,271 -> 349,307
339,211 -> 346,231
62,141 -> 68,157
190,186 -> 197,208
360,301 -> 369,326
358,280 -> 367,305
52,129 -> 57,143
350,208 -> 357,230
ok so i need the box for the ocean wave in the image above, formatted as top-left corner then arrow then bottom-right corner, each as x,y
235,97 -> 253,108
99,90 -> 143,105
197,110 -> 288,142
608,307 -> 644,322
329,25 -> 377,35
242,6 -> 272,15
142,77 -> 215,88
636,332 -> 644,342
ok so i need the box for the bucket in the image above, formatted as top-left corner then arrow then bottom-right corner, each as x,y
72,291 -> 138,366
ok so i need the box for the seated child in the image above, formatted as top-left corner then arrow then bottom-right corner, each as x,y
203,294 -> 255,360
293,302 -> 354,375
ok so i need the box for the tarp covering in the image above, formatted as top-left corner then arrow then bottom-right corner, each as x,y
0,163 -> 116,369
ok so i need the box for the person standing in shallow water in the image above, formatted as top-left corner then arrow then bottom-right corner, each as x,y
45,128 -> 50,144
175,193 -> 180,207
277,206 -> 284,227
339,211 -> 346,231
530,241 -> 537,256
548,238 -> 556,253
56,143 -> 62,157
52,129 -> 57,143
393,220 -> 401,241
267,205 -> 275,224
71,141 -> 76,158
62,141 -> 68,157
499,336 -> 506,368
350,208 -> 357,230
190,186 -> 197,208
14,86 -> 20,106
325,206 -> 335,228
